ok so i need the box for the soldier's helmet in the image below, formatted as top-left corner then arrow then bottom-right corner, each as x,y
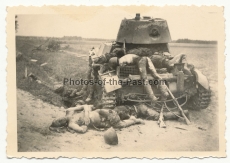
104,127 -> 118,145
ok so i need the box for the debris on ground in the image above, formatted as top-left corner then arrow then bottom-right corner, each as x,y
198,127 -> 207,131
175,127 -> 187,131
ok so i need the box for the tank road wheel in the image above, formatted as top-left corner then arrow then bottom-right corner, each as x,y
101,88 -> 117,109
191,84 -> 211,109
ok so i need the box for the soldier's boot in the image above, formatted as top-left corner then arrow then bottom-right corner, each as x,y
158,84 -> 169,101
85,85 -> 94,102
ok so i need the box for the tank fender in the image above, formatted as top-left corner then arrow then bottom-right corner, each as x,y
192,68 -> 209,90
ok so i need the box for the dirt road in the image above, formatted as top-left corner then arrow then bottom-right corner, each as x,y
17,85 -> 219,152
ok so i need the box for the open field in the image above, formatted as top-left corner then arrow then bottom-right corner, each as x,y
16,39 -> 219,152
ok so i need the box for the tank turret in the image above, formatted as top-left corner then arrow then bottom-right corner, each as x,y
75,13 -> 210,112
116,13 -> 171,44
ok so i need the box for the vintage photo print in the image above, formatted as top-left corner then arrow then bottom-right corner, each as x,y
7,6 -> 225,158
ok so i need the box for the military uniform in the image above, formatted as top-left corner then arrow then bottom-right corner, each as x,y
50,105 -> 144,133
114,104 -> 189,121
119,54 -> 169,102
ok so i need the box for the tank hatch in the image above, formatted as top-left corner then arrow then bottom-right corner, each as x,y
116,13 -> 172,44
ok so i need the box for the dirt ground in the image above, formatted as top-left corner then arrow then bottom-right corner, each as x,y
17,85 -> 218,152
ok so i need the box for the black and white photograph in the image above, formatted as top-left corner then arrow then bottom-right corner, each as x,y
7,5 -> 225,158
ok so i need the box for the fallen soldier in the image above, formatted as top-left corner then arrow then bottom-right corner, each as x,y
128,48 -> 193,75
114,104 -> 189,121
49,105 -> 145,133
117,54 -> 169,102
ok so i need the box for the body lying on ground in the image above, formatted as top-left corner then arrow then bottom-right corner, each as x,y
114,103 -> 189,121
49,105 -> 145,133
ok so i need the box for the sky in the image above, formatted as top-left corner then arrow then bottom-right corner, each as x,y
16,6 -> 223,40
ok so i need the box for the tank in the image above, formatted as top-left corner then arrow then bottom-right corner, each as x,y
89,14 -> 211,111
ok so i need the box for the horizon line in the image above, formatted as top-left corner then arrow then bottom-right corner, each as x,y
15,35 -> 217,42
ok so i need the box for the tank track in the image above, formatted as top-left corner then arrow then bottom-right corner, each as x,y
191,84 -> 211,109
101,88 -> 116,109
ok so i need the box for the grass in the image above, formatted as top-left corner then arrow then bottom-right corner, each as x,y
16,39 -> 99,106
